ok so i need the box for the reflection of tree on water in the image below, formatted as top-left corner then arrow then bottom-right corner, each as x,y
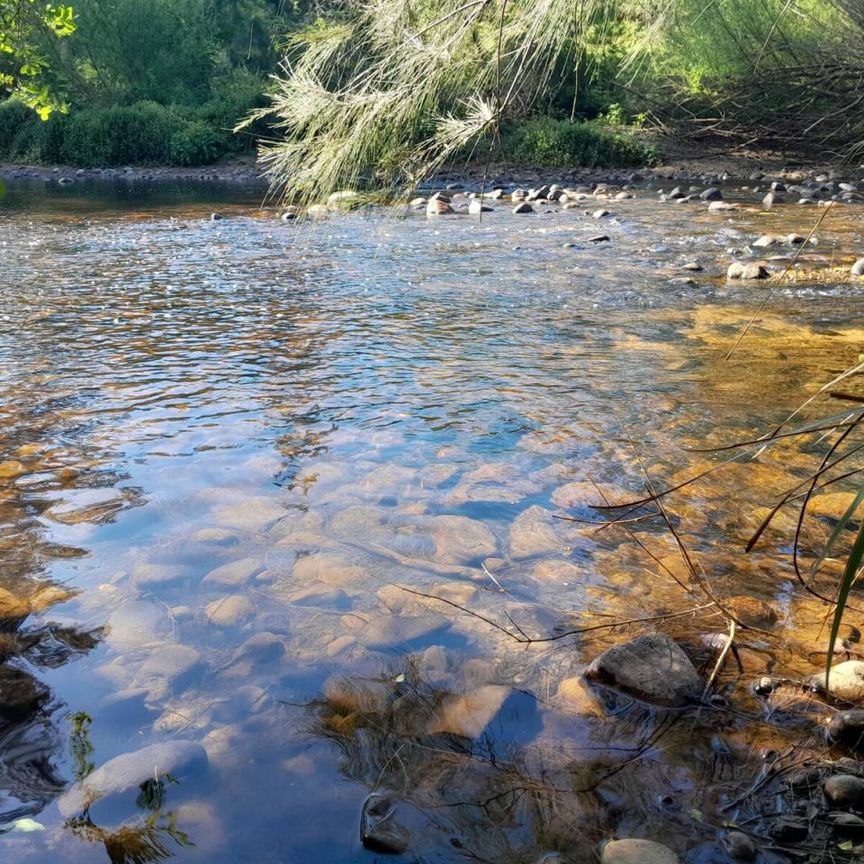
0,598 -> 100,828
63,714 -> 194,864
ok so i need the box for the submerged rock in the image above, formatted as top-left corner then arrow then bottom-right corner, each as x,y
427,684 -> 510,738
722,831 -> 758,861
586,633 -> 701,707
829,709 -> 864,750
58,740 -> 208,817
602,839 -> 679,864
824,774 -> 864,810
360,794 -> 410,855
810,661 -> 864,704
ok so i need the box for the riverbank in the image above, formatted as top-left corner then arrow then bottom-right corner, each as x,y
2,139 -> 861,195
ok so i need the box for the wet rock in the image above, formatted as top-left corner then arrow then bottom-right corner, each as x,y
762,191 -> 784,206
132,562 -> 188,589
722,831 -> 758,861
280,209 -> 297,221
427,684 -> 510,738
468,198 -> 493,215
360,794 -> 410,854
58,740 -> 208,817
360,615 -> 449,650
708,201 -> 737,212
728,596 -> 779,629
852,258 -> 864,277
205,594 -> 255,627
557,676 -> 602,715
810,660 -> 864,703
752,234 -> 779,248
784,233 -> 806,245
431,514 -> 497,564
700,188 -> 723,201
225,632 -> 286,675
427,196 -> 453,215
210,212 -> 225,221
589,234 -> 610,243
829,709 -> 864,750
509,506 -> 561,559
602,839 -> 679,864
327,189 -> 358,207
593,209 -> 610,218
824,774 -> 864,810
106,600 -> 172,649
808,491 -> 859,521
202,557 -> 262,587
586,633 -> 701,707
323,676 -> 392,716
513,202 -> 534,214
727,262 -> 769,280
682,261 -> 704,272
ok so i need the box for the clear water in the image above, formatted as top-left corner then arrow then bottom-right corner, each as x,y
1,178 -> 863,862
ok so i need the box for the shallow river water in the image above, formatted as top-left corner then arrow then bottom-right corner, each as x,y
2,177 -> 864,863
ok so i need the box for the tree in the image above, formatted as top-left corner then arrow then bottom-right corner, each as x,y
1,0 -> 75,117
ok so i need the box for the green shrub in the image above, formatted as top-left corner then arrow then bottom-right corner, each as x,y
169,119 -> 224,165
499,118 -> 660,168
0,100 -> 36,156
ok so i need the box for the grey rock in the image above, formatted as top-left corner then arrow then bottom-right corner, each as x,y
810,660 -> 864,703
107,600 -> 172,649
762,191 -> 784,206
829,709 -> 864,750
58,740 -> 208,817
727,262 -> 769,280
601,839 -> 679,864
589,234 -> 610,243
722,831 -> 758,861
586,633 -> 701,707
360,794 -> 410,854
824,774 -> 864,810
512,202 -> 534,214
700,188 -> 723,201
851,258 -> 864,277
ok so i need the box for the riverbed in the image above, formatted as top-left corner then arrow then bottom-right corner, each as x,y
2,175 -> 864,863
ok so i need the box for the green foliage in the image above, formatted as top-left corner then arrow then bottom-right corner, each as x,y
0,94 -> 269,164
500,118 -> 659,168
0,0 -> 76,117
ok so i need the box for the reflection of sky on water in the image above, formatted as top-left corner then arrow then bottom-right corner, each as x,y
1,179 -> 864,860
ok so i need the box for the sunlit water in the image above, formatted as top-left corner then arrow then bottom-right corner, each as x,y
2,178 -> 864,862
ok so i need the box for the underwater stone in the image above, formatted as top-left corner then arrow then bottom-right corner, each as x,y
586,633 -> 701,707
601,839 -> 678,864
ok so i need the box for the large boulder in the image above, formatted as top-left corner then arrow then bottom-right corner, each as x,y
586,634 -> 701,707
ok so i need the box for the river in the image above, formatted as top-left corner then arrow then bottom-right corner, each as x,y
1,176 -> 863,862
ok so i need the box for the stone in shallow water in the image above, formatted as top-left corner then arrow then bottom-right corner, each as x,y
360,615 -> 449,651
426,685 -> 510,738
360,794 -> 410,854
824,774 -> 864,810
829,709 -> 864,750
810,661 -> 864,704
205,594 -> 255,627
58,740 -> 208,817
431,514 -> 497,564
509,506 -> 561,559
557,676 -> 602,716
586,634 -> 701,707
132,562 -> 188,589
602,839 -> 679,864
106,600 -> 172,649
202,557 -> 262,587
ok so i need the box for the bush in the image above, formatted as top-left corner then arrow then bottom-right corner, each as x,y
499,118 -> 660,168
169,119 -> 224,165
0,100 -> 35,156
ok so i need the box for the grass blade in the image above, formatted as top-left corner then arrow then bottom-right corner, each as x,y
826,519 -> 864,690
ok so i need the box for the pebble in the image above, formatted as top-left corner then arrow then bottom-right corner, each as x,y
202,557 -> 262,587
601,839 -> 679,864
